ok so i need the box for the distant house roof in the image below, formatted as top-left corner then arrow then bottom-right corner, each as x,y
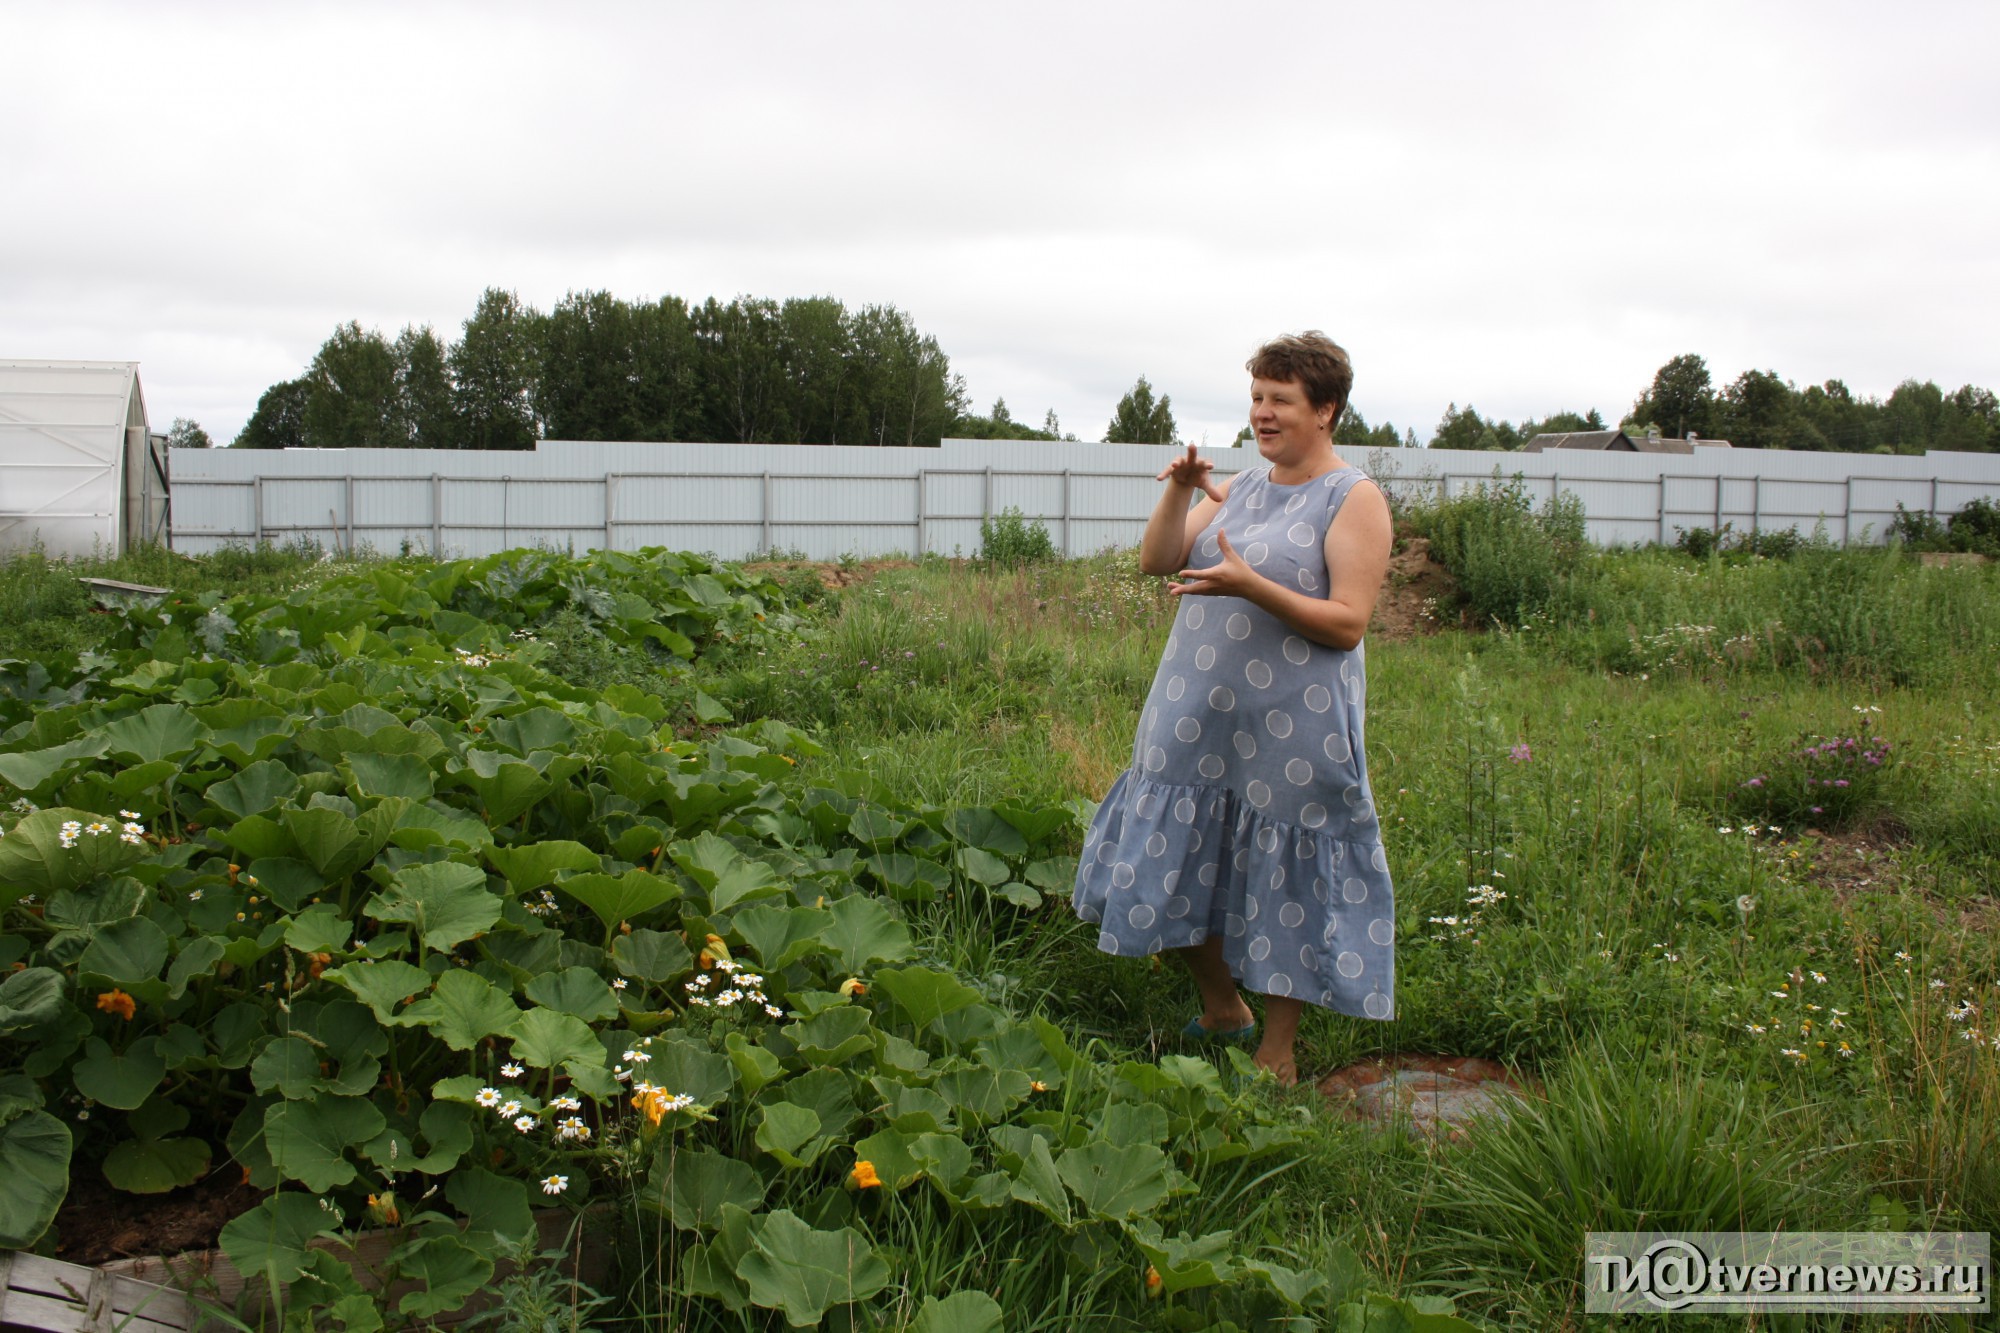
1520,429 -> 1733,455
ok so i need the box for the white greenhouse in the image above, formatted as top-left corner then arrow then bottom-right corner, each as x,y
0,360 -> 169,559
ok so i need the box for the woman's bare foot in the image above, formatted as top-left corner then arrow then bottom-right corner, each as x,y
1196,1002 -> 1256,1033
1253,1049 -> 1298,1087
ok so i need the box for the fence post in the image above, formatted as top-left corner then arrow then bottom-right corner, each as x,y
1843,475 -> 1853,545
1930,477 -> 1939,523
1714,474 -> 1722,534
431,474 -> 441,558
253,476 -> 264,546
915,470 -> 928,557
1061,468 -> 1072,557
604,473 -> 617,554
1751,477 -> 1761,536
983,466 -> 993,529
760,472 -> 771,555
345,476 -> 355,556
1656,474 -> 1665,544
501,477 -> 510,550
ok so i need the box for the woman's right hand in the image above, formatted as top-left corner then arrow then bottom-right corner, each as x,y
1156,444 -> 1225,503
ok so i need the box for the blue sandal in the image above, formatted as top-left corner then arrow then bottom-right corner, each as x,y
1182,1015 -> 1257,1043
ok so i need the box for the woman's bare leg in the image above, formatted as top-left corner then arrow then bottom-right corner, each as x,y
1175,935 -> 1254,1031
1254,997 -> 1304,1085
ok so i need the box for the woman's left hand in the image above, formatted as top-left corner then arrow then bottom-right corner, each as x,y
1169,531 -> 1258,599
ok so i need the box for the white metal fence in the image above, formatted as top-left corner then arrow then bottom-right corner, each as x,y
165,439 -> 2000,561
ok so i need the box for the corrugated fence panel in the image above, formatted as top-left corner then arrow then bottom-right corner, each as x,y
166,440 -> 2000,559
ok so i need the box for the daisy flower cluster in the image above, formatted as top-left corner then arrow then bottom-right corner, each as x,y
684,958 -> 783,1018
1429,882 -> 1505,943
476,1070 -> 594,1140
522,887 -> 562,918
54,811 -> 147,849
1744,966 -> 1854,1062
454,647 -> 507,668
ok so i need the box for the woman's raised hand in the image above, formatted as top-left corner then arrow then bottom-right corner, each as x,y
1155,444 -> 1225,504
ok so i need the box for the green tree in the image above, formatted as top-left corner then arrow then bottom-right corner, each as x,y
1630,354 -> 1715,439
845,303 -> 965,447
538,290 -> 700,442
392,325 -> 459,449
303,321 -> 400,448
451,288 -> 540,451
1430,402 -> 1509,450
1717,369 -> 1815,451
1335,406 -> 1407,451
165,417 -> 211,449
233,378 -> 310,449
1105,375 -> 1176,444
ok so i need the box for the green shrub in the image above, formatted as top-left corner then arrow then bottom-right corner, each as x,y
1889,503 -> 1951,550
978,507 -> 1059,569
1948,496 -> 2000,556
1410,475 -> 1584,626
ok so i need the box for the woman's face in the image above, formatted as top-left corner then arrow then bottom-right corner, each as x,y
1249,376 -> 1334,464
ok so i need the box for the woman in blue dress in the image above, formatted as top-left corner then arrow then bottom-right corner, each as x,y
1072,332 -> 1395,1085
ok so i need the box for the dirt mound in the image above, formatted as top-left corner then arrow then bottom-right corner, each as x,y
1369,535 -> 1457,641
1319,1053 -> 1537,1139
742,558 -> 918,591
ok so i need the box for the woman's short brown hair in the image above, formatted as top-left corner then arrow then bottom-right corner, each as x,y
1247,331 -> 1353,427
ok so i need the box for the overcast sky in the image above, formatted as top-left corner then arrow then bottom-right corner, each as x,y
6,2 -> 1997,447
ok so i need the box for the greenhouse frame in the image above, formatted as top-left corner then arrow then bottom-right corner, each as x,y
0,359 -> 168,559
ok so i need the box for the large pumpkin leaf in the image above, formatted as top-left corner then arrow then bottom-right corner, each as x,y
612,928 -> 693,983
0,734 -> 109,794
204,758 -> 301,821
672,833 -> 784,912
445,1167 -> 532,1250
944,806 -> 1029,857
0,1109 -> 70,1247
1125,1219 -> 1239,1294
484,840 -> 600,892
507,1007 -> 603,1072
819,893 -> 914,974
0,967 -> 64,1033
459,751 -> 552,825
734,1209 -> 891,1327
522,966 -> 618,1022
785,1006 -> 875,1065
77,915 -> 171,985
861,852 -> 948,902
1055,1140 -> 1174,1220
263,1096 -> 385,1191
219,1193 -> 328,1286
401,970 -> 521,1049
344,751 -> 435,801
731,904 -> 832,972
73,1037 -> 167,1110
364,861 -> 500,952
662,1147 -> 768,1231
552,869 -> 679,933
871,966 -> 983,1029
324,959 -> 433,1024
99,703 -> 208,765
911,1292 -> 1004,1333
103,1135 -> 211,1194
283,805 -> 377,879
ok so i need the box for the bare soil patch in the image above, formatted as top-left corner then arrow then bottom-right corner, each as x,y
1369,536 -> 1458,642
742,558 -> 919,591
1916,552 -> 1993,568
52,1166 -> 264,1266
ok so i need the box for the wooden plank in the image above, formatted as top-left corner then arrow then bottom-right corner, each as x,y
1,1250 -> 194,1333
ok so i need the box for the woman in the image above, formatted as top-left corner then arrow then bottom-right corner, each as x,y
1072,331 -> 1395,1085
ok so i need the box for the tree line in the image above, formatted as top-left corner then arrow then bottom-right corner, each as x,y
232,289 -> 973,450
1426,353 -> 1998,454
215,295 -> 1998,455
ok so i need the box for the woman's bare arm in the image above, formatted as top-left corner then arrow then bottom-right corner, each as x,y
1139,446 -> 1235,576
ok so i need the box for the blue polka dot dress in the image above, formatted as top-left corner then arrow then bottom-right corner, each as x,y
1072,465 -> 1395,1020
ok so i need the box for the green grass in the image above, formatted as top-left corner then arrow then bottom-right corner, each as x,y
703,545 -> 2000,1329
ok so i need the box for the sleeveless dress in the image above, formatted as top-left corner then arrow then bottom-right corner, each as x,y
1071,464 -> 1395,1020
